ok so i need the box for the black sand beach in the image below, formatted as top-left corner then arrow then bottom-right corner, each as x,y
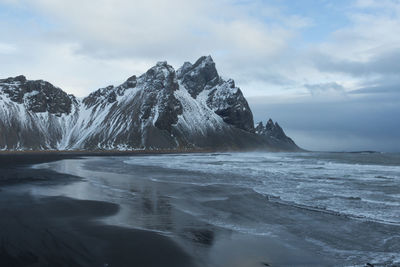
0,153 -> 195,267
1,152 -> 398,267
0,153 -> 332,267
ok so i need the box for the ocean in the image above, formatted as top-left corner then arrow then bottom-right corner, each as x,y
27,152 -> 400,266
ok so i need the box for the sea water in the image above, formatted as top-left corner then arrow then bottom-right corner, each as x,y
31,152 -> 400,266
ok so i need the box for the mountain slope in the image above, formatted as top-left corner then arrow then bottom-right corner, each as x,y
0,56 -> 301,151
0,75 -> 79,150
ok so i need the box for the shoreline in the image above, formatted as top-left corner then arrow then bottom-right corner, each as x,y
0,154 -> 197,267
0,152 -> 332,267
0,145 -> 306,157
0,149 -> 218,168
0,148 -> 216,154
2,152 -> 397,266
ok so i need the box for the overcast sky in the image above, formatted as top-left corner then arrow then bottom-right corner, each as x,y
0,0 -> 399,152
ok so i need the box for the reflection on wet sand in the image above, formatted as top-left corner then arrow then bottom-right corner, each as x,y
27,156 -> 338,266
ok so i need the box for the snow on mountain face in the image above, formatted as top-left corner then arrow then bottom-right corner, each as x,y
0,75 -> 75,115
66,61 -> 185,150
0,56 -> 300,151
177,56 -> 254,132
0,76 -> 79,150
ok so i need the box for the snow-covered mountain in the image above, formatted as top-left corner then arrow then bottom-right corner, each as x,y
0,56 -> 300,151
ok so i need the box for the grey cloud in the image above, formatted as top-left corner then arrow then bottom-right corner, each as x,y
314,48 -> 400,77
354,73 -> 400,94
21,0 -> 296,62
0,0 -> 399,153
0,0 -> 305,97
228,68 -> 296,87
304,82 -> 345,95
250,72 -> 296,86
350,84 -> 400,95
248,92 -> 400,152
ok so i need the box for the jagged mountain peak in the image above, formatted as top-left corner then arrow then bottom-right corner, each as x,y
255,121 -> 264,133
177,55 -> 220,98
0,75 -> 74,115
256,118 -> 277,134
177,62 -> 192,77
83,84 -> 119,108
146,61 -> 175,76
0,56 -> 300,151
177,55 -> 215,73
0,75 -> 27,84
155,61 -> 169,67
266,118 -> 275,131
126,75 -> 137,82
140,61 -> 178,93
82,62 -> 179,110
193,55 -> 215,69
255,118 -> 298,149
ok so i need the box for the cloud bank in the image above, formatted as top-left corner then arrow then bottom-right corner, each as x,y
0,0 -> 399,151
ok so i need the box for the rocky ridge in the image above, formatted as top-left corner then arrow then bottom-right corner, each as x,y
0,56 -> 301,151
255,118 -> 298,150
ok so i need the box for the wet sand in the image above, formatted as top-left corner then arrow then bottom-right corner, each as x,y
0,154 -> 195,267
0,153 -> 353,267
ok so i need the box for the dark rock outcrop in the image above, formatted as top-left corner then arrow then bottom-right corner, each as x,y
0,76 -> 73,116
0,76 -> 78,150
177,56 -> 220,98
255,118 -> 300,150
206,79 -> 254,132
178,56 -> 254,132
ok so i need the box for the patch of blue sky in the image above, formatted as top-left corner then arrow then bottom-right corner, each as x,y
226,0 -> 353,50
0,3 -> 55,30
280,0 -> 352,42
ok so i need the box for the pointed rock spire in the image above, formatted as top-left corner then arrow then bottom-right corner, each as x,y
177,55 -> 220,98
255,122 -> 264,134
266,118 -> 274,131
